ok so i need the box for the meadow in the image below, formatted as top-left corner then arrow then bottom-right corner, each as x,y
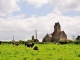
0,43 -> 80,60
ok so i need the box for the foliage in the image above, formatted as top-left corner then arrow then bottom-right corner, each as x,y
59,40 -> 68,44
19,40 -> 24,44
59,40 -> 74,44
74,40 -> 80,44
32,35 -> 34,40
27,39 -> 34,42
67,40 -> 73,44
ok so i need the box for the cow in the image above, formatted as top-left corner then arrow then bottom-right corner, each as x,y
12,42 -> 19,46
25,42 -> 34,47
0,41 -> 2,45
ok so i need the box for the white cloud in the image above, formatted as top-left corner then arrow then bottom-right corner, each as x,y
0,0 -> 80,41
23,0 -> 49,8
0,0 -> 20,16
0,9 -> 80,41
49,0 -> 80,12
24,0 -> 80,12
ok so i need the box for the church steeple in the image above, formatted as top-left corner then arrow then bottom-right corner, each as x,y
54,22 -> 61,32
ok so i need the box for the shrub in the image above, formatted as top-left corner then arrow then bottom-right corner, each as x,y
19,40 -> 24,44
74,40 -> 80,44
27,40 -> 34,42
67,40 -> 73,44
32,35 -> 34,40
59,41 -> 68,44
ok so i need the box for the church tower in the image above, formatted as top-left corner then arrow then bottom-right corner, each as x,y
42,22 -> 67,43
54,22 -> 61,32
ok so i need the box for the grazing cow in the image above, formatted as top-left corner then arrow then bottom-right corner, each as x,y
15,42 -> 19,46
25,42 -> 34,47
33,46 -> 39,50
0,41 -> 2,45
12,42 -> 19,46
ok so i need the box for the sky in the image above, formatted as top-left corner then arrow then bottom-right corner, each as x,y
0,0 -> 80,41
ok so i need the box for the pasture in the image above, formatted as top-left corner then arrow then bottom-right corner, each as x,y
0,43 -> 80,60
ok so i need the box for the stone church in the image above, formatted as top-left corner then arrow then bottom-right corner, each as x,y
42,22 -> 67,42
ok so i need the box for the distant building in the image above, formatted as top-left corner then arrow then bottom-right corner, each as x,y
42,34 -> 52,42
42,22 -> 67,43
34,39 -> 39,42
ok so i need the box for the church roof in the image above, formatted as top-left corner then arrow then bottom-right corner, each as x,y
52,31 -> 63,37
47,34 -> 52,37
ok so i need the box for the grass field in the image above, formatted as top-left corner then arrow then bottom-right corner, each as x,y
0,43 -> 80,60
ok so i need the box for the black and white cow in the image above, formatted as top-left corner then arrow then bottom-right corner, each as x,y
25,42 -> 34,47
0,41 -> 2,45
12,42 -> 19,46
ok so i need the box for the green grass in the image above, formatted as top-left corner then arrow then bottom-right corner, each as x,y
0,43 -> 80,60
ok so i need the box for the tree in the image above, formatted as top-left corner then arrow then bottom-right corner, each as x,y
32,35 -> 34,40
27,39 -> 34,42
19,40 -> 24,44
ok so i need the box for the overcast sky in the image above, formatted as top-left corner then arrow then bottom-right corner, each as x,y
0,0 -> 80,41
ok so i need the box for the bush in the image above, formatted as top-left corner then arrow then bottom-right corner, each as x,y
27,40 -> 34,43
32,35 -> 34,40
67,40 -> 73,44
59,40 -> 74,44
59,41 -> 68,44
19,40 -> 24,44
74,40 -> 80,44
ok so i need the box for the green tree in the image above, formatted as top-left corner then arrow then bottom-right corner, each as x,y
32,35 -> 34,40
27,39 -> 34,42
19,40 -> 24,44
